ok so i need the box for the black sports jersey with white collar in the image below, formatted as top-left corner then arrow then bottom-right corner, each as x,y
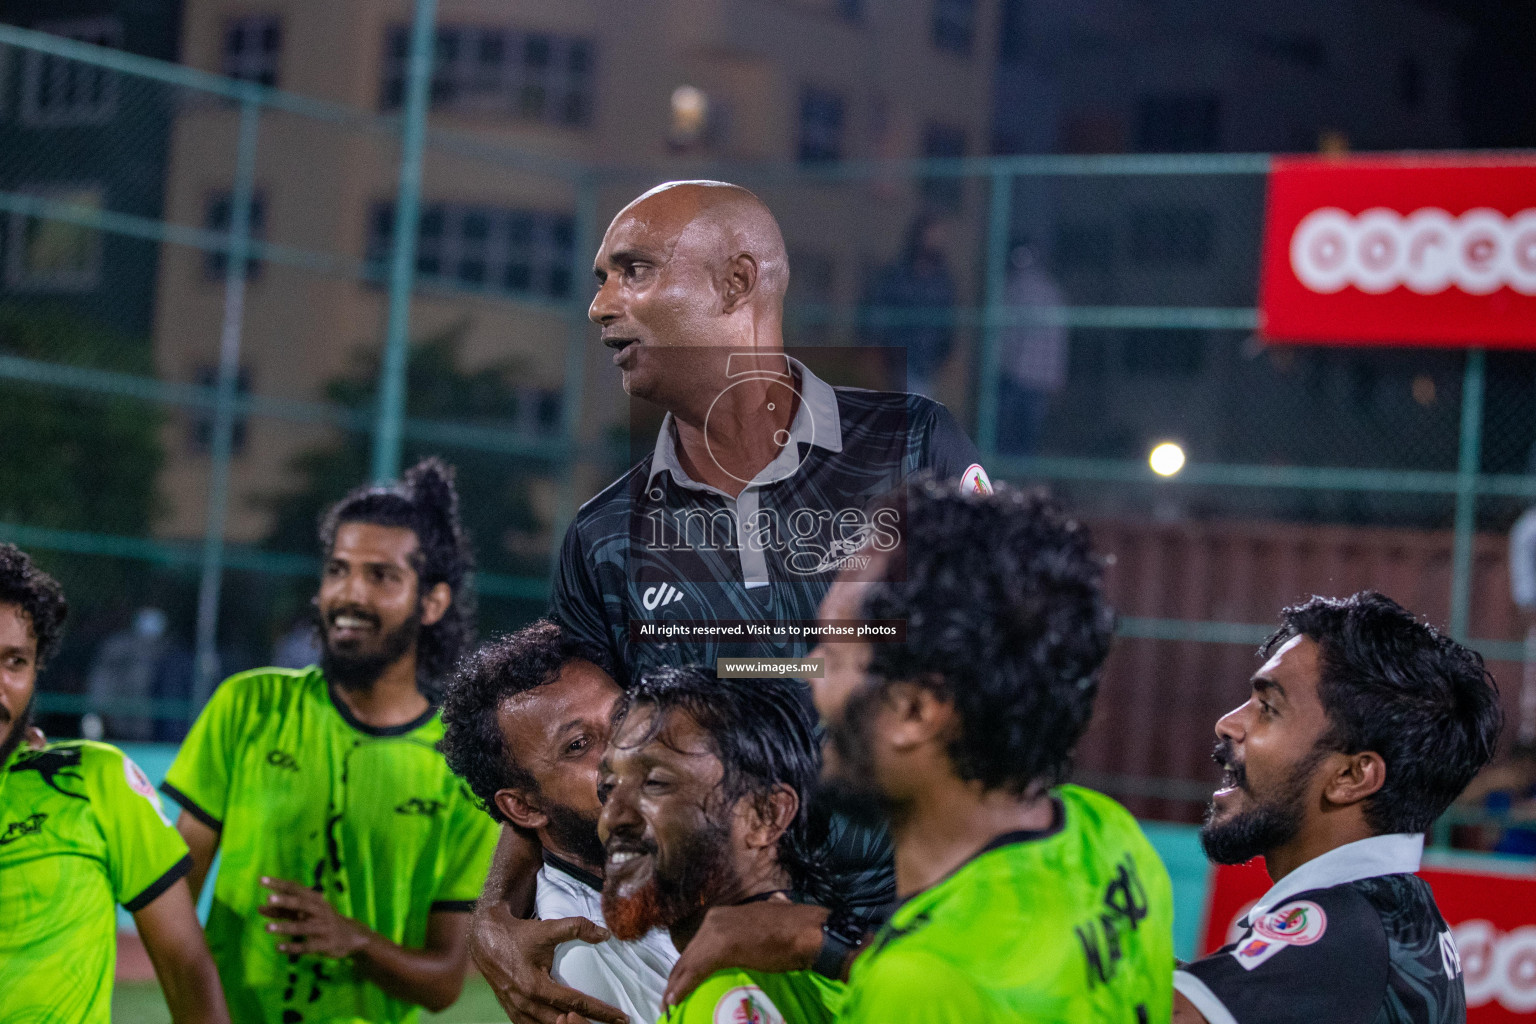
1176,834 -> 1465,1024
550,363 -> 985,917
551,366 -> 985,685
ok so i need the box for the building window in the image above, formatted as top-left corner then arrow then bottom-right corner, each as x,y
382,25 -> 594,126
998,0 -> 1028,62
189,365 -> 253,454
1128,206 -> 1215,267
367,202 -> 576,299
837,0 -> 865,20
920,123 -> 966,212
221,16 -> 282,88
797,87 -> 845,163
204,193 -> 268,280
931,0 -> 976,54
1134,92 -> 1222,153
4,185 -> 104,291
512,385 -> 564,435
19,18 -> 121,126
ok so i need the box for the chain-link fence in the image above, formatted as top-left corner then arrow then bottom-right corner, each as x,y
3,23 -> 1533,823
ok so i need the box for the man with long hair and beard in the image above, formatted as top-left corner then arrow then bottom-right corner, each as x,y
598,667 -> 842,1024
161,459 -> 499,1024
1175,593 -> 1503,1024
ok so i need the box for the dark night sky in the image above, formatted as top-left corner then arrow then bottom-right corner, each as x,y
1417,0 -> 1536,146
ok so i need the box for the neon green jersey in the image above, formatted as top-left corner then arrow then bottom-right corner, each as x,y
840,785 -> 1174,1024
0,740 -> 191,1024
665,968 -> 843,1024
162,667 -> 499,1024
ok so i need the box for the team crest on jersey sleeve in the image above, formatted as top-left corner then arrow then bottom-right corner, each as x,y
1231,900 -> 1328,971
712,985 -> 785,1024
960,464 -> 992,495
124,755 -> 173,827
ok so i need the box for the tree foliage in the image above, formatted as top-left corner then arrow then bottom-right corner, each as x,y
263,324 -> 550,584
0,303 -> 163,533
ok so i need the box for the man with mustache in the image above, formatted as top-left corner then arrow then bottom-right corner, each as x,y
599,666 -> 841,1024
472,181 -> 988,1023
663,482 -> 1175,1022
1174,592 -> 1503,1024
161,459 -> 499,1024
0,543 -> 229,1023
438,621 -> 678,1024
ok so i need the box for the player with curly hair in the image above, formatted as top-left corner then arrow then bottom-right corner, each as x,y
161,459 -> 498,1024
437,620 -> 680,1024
662,480 -> 1175,1022
0,543 -> 229,1024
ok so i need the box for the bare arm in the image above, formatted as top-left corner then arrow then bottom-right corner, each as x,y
1173,990 -> 1208,1023
175,812 -> 220,904
471,826 -> 626,1024
133,878 -> 230,1024
260,879 -> 470,1013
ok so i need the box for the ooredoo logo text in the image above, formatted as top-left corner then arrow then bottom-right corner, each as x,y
1456,919 -> 1536,1012
1290,207 -> 1536,296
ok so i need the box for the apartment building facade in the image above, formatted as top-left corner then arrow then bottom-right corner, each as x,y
154,0 -> 1002,541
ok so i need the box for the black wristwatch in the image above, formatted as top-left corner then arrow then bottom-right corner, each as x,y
812,906 -> 867,979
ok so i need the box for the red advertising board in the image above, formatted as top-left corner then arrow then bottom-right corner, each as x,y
1203,858 -> 1536,1021
1259,156 -> 1536,348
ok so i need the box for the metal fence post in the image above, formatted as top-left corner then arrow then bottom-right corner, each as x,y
1450,347 -> 1487,640
975,170 -> 1012,456
371,0 -> 438,483
192,90 -> 261,712
547,173 -> 599,576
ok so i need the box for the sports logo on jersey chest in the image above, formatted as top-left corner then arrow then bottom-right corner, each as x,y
642,583 -> 686,610
9,747 -> 86,799
1231,900 -> 1328,971
0,812 -> 46,846
266,749 -> 300,772
1076,854 -> 1151,988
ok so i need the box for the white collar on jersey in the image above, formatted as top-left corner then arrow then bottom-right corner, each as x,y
1242,832 -> 1424,928
646,356 -> 845,492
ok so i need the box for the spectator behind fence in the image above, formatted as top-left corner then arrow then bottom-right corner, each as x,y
85,606 -> 169,742
1456,742 -> 1536,855
861,213 -> 957,398
996,242 -> 1067,457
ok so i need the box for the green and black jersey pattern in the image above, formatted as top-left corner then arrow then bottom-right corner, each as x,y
839,785 -> 1175,1024
162,667 -> 499,1024
1,741 -> 191,1024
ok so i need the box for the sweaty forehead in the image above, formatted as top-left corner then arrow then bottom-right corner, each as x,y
602,189 -> 711,255
1258,634 -> 1323,699
613,704 -> 719,766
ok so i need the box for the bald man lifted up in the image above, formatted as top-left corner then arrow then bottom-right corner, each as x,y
469,182 -> 990,1024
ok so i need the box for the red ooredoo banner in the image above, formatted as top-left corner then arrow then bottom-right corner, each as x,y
1203,858 -> 1536,1022
1259,156 -> 1536,348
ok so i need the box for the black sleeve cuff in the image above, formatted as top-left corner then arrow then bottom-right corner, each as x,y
429,900 -> 477,914
160,782 -> 222,831
123,854 -> 193,913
